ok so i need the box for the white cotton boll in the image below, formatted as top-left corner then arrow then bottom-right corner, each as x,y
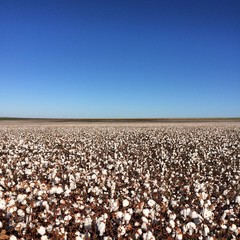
103,237 -> 112,240
202,192 -> 208,200
135,228 -> 143,239
0,199 -> 6,210
76,237 -> 83,240
26,206 -> 32,214
25,169 -> 32,175
142,216 -> 148,223
202,208 -> 213,219
171,200 -> 178,207
102,213 -> 108,220
56,186 -> 64,194
49,186 -> 57,194
37,226 -> 46,236
169,213 -> 176,220
235,196 -> 240,204
75,172 -> 81,181
97,221 -> 106,236
190,210 -> 199,219
143,208 -> 150,217
0,221 -> 2,228
180,208 -> 190,219
46,225 -> 53,233
15,222 -> 26,231
123,212 -> 131,224
64,189 -> 71,197
9,236 -> 17,240
64,215 -> 72,222
42,201 -> 49,211
17,194 -> 27,204
17,209 -> 25,217
169,220 -> 175,228
122,199 -> 129,207
84,217 -> 92,230
183,222 -> 196,235
141,222 -> 148,231
203,225 -> 210,237
143,230 -> 155,240
37,190 -> 44,196
176,232 -> 183,240
221,224 -> 227,229
147,199 -> 156,208
229,224 -> 237,232
117,226 -> 126,237
102,169 -> 107,175
144,183 -> 150,188
53,176 -> 61,184
127,208 -> 133,215
41,236 -> 48,240
166,227 -> 172,234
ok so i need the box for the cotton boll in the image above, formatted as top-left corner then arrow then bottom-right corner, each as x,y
176,228 -> 183,240
142,216 -> 148,223
180,208 -> 190,219
229,224 -> 237,232
202,208 -> 213,219
203,225 -> 210,237
97,221 -> 106,236
143,230 -> 155,240
135,229 -> 142,239
41,236 -> 48,240
37,226 -> 46,236
166,227 -> 172,234
9,236 -> 17,240
147,199 -> 156,208
183,222 -> 196,235
76,237 -> 84,240
123,199 -> 129,207
123,212 -> 131,224
169,220 -> 175,228
56,186 -> 64,194
190,210 -> 199,219
0,199 -> 6,210
84,217 -> 92,230
117,226 -> 126,237
143,209 -> 150,217
15,222 -> 26,231
17,209 -> 25,217
235,196 -> 240,204
46,225 -> 53,233
109,199 -> 119,212
141,222 -> 148,231
64,215 -> 72,222
42,201 -> 49,211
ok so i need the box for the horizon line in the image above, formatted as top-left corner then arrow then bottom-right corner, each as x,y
1,117 -> 240,123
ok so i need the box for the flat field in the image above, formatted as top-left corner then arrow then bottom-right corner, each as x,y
0,121 -> 240,239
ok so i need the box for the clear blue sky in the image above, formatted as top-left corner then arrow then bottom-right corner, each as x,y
0,0 -> 239,118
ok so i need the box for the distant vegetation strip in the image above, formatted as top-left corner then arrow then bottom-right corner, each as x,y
0,117 -> 240,122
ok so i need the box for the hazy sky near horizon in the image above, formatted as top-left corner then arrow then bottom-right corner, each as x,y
0,0 -> 240,118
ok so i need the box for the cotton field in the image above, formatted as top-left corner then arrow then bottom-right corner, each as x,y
0,122 -> 240,240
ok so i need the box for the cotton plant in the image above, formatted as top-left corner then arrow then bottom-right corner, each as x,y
0,123 -> 239,238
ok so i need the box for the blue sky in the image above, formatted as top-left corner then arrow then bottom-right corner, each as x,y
0,0 -> 239,118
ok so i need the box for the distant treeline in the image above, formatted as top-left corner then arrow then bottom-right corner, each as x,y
0,117 -> 240,123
